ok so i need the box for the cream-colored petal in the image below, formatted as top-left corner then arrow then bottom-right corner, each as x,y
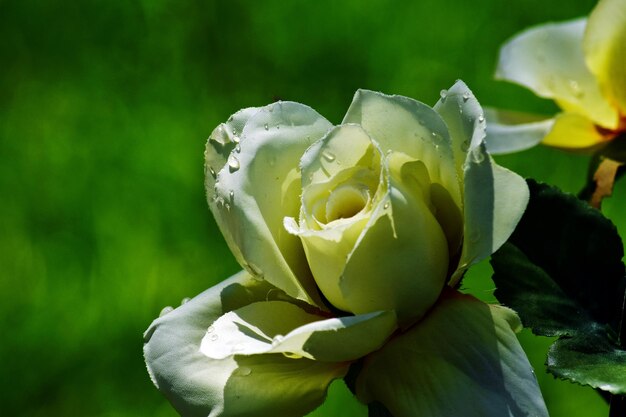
496,18 -> 619,129
434,80 -> 487,180
144,271 -> 347,417
200,300 -> 397,362
208,101 -> 333,305
542,112 -> 609,149
451,150 -> 528,285
205,107 -> 260,194
435,83 -> 529,285
356,290 -> 548,417
584,0 -> 626,115
343,89 -> 461,208
483,108 -> 555,154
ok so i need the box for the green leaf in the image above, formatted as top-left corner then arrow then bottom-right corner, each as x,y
368,402 -> 394,417
491,180 -> 626,393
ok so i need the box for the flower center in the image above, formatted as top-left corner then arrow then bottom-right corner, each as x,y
325,184 -> 369,222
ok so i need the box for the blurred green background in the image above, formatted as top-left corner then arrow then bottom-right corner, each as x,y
2,0 -> 622,415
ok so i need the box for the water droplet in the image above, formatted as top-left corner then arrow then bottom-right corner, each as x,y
235,144 -> 241,153
462,92 -> 470,102
208,166 -> 217,179
478,114 -> 485,123
224,202 -> 231,211
210,334 -> 219,341
276,125 -> 280,130
471,148 -> 485,164
232,135 -> 240,144
228,116 -> 234,122
322,150 -> 336,162
264,123 -> 269,131
246,262 -> 264,280
229,190 -> 234,200
431,131 -> 442,141
568,79 -> 584,98
159,306 -> 174,317
181,297 -> 191,305
228,154 -> 240,172
461,140 -> 470,152
272,335 -> 285,346
439,89 -> 448,100
383,202 -> 390,209
232,128 -> 238,135
282,352 -> 303,359
207,326 -> 215,333
235,366 -> 252,376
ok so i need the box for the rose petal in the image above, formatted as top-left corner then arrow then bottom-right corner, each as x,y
584,0 -> 626,115
200,300 -> 397,362
342,89 -> 461,209
496,18 -> 619,129
355,289 -> 548,417
434,82 -> 529,284
144,271 -> 347,417
483,108 -> 555,154
205,107 -> 260,194
208,101 -> 333,305
542,112 -> 609,149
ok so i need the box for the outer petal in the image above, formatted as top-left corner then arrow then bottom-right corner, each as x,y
434,82 -> 529,284
584,0 -> 626,115
342,89 -> 461,209
496,18 -> 619,129
207,101 -> 333,305
144,271 -> 346,417
200,300 -> 397,361
355,289 -> 548,417
542,112 -> 609,149
483,108 -> 555,154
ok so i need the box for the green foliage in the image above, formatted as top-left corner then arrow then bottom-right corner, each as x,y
492,180 -> 626,393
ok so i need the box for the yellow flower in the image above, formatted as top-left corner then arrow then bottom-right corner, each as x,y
143,82 -> 546,417
486,0 -> 626,154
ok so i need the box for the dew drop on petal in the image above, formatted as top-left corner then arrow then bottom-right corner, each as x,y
228,154 -> 240,172
383,202 -> 390,209
159,306 -> 174,317
235,366 -> 252,376
264,123 -> 269,131
210,334 -> 219,341
462,92 -> 470,102
471,148 -> 485,164
272,335 -> 285,347
568,79 -> 584,98
246,262 -> 264,280
181,297 -> 191,305
207,325 -> 215,334
440,89 -> 448,100
235,144 -> 241,153
232,135 -> 240,144
208,166 -> 217,179
229,190 -> 234,200
478,114 -> 485,123
322,150 -> 336,162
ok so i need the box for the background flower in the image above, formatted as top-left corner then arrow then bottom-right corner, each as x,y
486,0 -> 626,154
